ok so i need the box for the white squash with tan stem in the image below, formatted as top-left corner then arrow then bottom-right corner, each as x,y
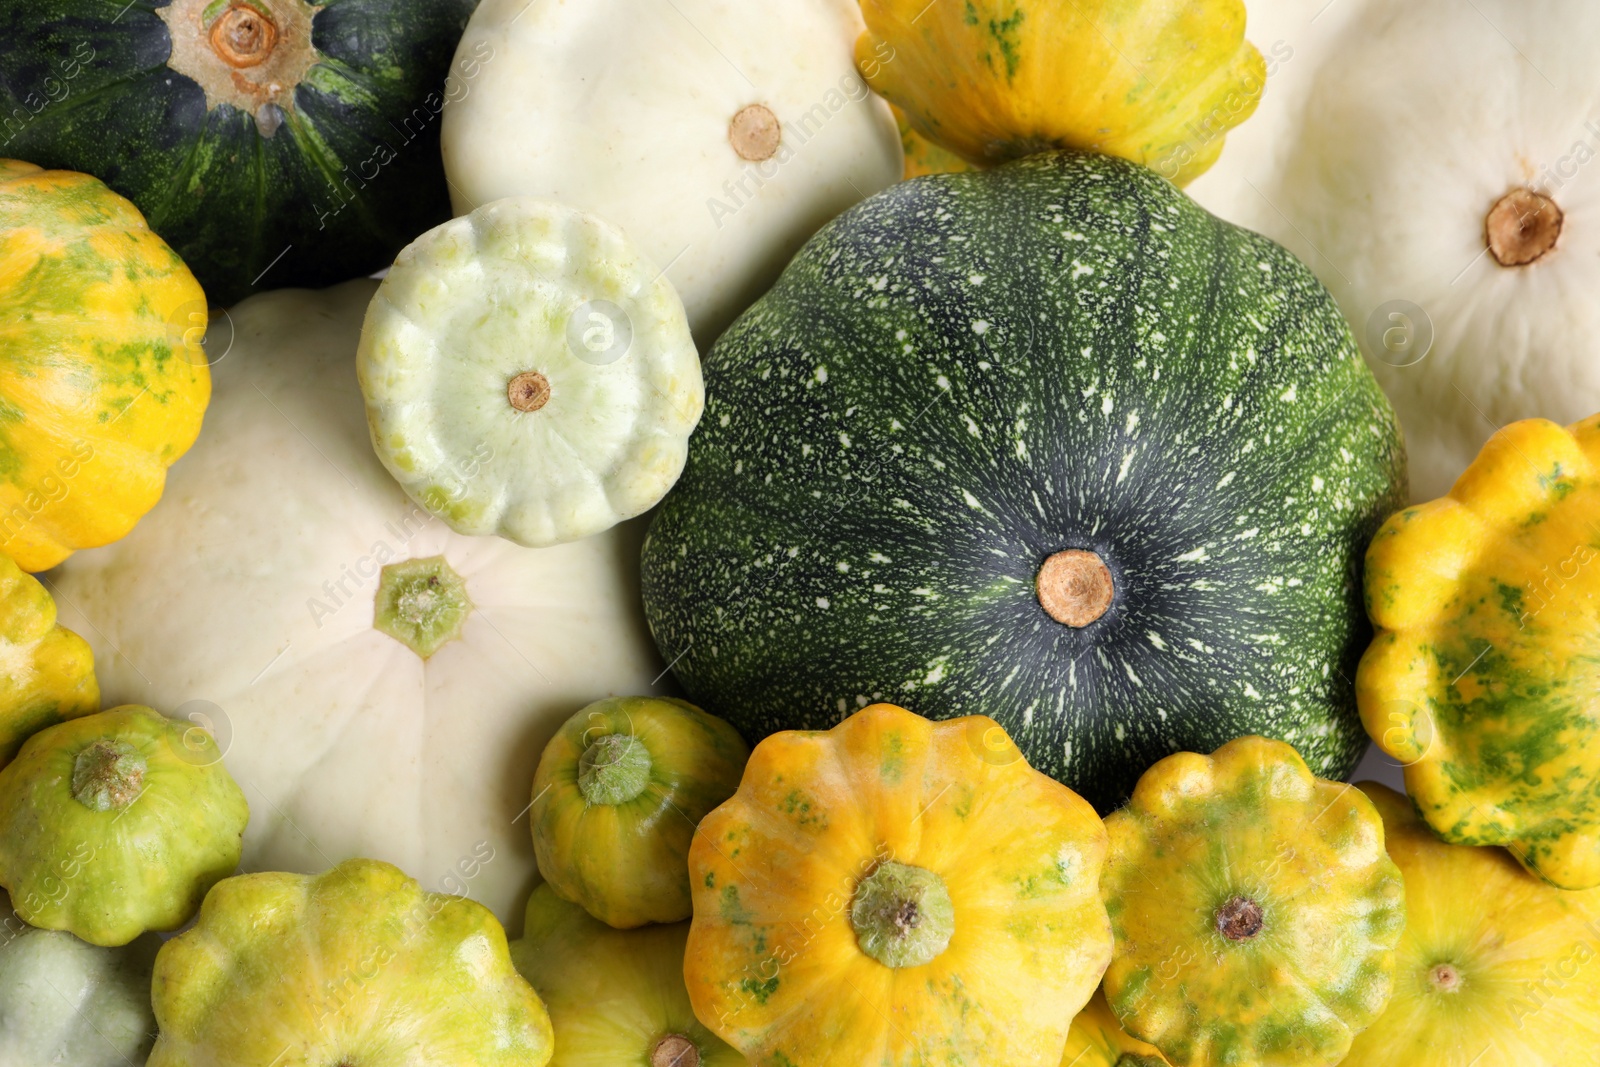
440,0 -> 902,347
1260,0 -> 1600,498
51,281 -> 667,924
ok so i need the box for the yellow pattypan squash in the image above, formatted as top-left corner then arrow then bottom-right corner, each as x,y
856,0 -> 1265,183
1358,415 -> 1600,890
684,702 -> 1112,1067
1100,736 -> 1406,1067
148,858 -> 554,1067
511,883 -> 744,1067
0,554 -> 96,767
891,104 -> 974,180
0,160 -> 210,572
1062,987 -> 1171,1067
530,696 -> 748,929
1342,783 -> 1600,1067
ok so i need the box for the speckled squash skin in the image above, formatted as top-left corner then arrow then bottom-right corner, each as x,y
1358,415 -> 1600,890
148,859 -> 553,1067
1062,988 -> 1171,1067
0,161 -> 211,572
1342,783 -> 1600,1067
642,151 -> 1407,814
1100,736 -> 1406,1067
683,702 -> 1113,1067
510,883 -> 743,1067
0,706 -> 246,947
856,0 -> 1264,182
530,696 -> 748,928
0,554 -> 97,768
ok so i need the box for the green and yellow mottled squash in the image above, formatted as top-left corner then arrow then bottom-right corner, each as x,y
0,161 -> 210,572
529,696 -> 748,928
1359,414 -> 1600,889
892,105 -> 973,180
0,554 -> 96,767
149,859 -> 553,1067
1100,736 -> 1406,1067
0,706 -> 246,946
1342,783 -> 1600,1067
1062,988 -> 1171,1067
857,0 -> 1265,182
510,883 -> 742,1067
684,702 -> 1112,1067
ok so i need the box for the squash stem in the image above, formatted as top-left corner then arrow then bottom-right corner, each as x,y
577,734 -> 652,806
373,556 -> 473,659
1036,549 -> 1114,627
650,1034 -> 700,1067
1215,895 -> 1265,942
71,739 -> 148,811
850,860 -> 954,968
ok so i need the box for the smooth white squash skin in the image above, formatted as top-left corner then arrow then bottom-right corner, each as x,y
1240,0 -> 1600,499
440,0 -> 903,347
51,281 -> 667,924
0,906 -> 158,1066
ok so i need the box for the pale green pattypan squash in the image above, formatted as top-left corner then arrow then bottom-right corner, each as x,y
359,198 -> 703,547
148,859 -> 553,1067
0,893 -> 159,1067
0,705 -> 246,946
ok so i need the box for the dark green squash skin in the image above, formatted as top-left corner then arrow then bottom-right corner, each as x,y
0,0 -> 477,305
641,151 -> 1406,813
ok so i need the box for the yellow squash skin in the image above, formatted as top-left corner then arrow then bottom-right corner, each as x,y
1100,737 -> 1406,1067
0,160 -> 211,572
856,0 -> 1264,184
1342,783 -> 1600,1067
531,695 -> 749,929
684,702 -> 1112,1067
892,105 -> 975,180
1358,415 -> 1600,890
510,883 -> 744,1067
0,554 -> 97,767
1062,988 -> 1171,1067
148,859 -> 554,1067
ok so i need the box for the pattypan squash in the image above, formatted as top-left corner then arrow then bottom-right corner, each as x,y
0,705 -> 246,946
1062,988 -> 1171,1067
0,160 -> 211,572
511,883 -> 743,1067
359,198 -> 703,548
440,0 -> 903,346
1342,783 -> 1600,1067
0,554 -> 97,768
0,892 -> 160,1067
1100,736 -> 1406,1067
51,280 -> 671,925
892,106 -> 973,180
857,0 -> 1264,183
530,696 -> 747,928
1359,414 -> 1600,889
684,702 -> 1112,1066
148,858 -> 553,1067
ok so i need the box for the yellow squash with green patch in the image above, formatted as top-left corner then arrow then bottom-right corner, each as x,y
1062,988 -> 1171,1067
856,0 -> 1264,183
684,702 -> 1112,1067
0,554 -> 97,767
1100,736 -> 1406,1067
1342,783 -> 1600,1067
1358,415 -> 1600,889
0,160 -> 210,572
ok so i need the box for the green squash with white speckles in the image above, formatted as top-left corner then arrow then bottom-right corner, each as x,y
0,0 -> 477,305
641,150 -> 1407,812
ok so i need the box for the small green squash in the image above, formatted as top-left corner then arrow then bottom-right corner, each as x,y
0,0 -> 478,304
510,883 -> 742,1067
0,892 -> 160,1067
642,150 -> 1406,812
1100,736 -> 1407,1067
0,554 -> 97,768
0,705 -> 248,946
530,696 -> 747,928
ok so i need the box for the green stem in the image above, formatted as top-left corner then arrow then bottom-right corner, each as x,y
71,740 -> 147,812
850,861 -> 954,969
577,734 -> 651,806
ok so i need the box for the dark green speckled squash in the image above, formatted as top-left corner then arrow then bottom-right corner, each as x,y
0,0 -> 477,305
641,151 -> 1407,813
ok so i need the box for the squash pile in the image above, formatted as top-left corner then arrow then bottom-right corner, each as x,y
3,1 -> 1600,1066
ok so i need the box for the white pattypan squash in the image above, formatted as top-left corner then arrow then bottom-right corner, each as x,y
1259,0 -> 1600,498
440,0 -> 902,347
359,198 -> 702,547
0,895 -> 159,1067
52,281 -> 667,923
